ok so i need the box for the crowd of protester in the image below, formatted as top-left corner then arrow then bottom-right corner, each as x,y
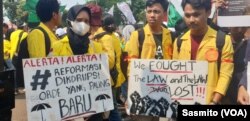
1,0 -> 250,121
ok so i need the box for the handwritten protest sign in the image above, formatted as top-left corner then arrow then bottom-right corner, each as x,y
217,0 -> 250,27
23,54 -> 113,121
127,60 -> 208,118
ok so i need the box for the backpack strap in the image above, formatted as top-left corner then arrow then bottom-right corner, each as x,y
216,30 -> 226,74
138,29 -> 176,57
176,33 -> 183,53
15,31 -> 24,54
170,31 -> 176,42
234,39 -> 247,53
36,26 -> 51,55
138,28 -> 145,58
93,32 -> 108,40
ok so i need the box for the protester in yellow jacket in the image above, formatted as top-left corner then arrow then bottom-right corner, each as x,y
127,24 -> 173,59
93,15 -> 125,88
27,0 -> 61,58
173,27 -> 234,104
10,24 -> 28,59
3,39 -> 11,60
52,36 -> 102,55
125,0 -> 173,120
126,24 -> 173,77
50,5 -> 103,121
94,27 -> 115,69
173,0 -> 234,104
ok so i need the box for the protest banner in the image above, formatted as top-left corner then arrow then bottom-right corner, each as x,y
23,54 -> 114,121
217,0 -> 250,27
127,60 -> 208,118
117,2 -> 136,24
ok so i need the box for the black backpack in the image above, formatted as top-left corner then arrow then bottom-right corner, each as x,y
120,28 -> 175,80
176,30 -> 226,73
11,31 -> 24,67
16,26 -> 51,87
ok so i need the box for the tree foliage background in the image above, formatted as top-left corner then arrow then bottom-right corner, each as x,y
3,0 -> 145,26
3,0 -> 27,23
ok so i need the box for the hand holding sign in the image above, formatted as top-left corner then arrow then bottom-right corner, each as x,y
214,0 -> 229,9
128,60 -> 208,118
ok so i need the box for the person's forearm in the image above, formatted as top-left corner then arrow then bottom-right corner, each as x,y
239,70 -> 248,89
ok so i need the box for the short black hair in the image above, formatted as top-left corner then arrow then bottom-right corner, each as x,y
3,23 -> 8,28
146,0 -> 169,12
102,14 -> 115,27
181,0 -> 211,11
102,14 -> 116,33
36,0 -> 60,22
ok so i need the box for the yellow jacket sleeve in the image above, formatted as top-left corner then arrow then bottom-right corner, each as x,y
27,29 -> 47,58
10,30 -> 28,59
89,41 -> 103,54
97,35 -> 115,70
126,31 -> 139,78
51,40 -> 64,57
3,40 -> 11,60
214,35 -> 234,95
127,31 -> 139,59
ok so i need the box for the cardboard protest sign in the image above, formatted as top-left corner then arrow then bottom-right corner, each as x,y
127,60 -> 208,118
23,54 -> 114,121
217,0 -> 250,27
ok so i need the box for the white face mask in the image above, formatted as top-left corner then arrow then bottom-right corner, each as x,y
70,20 -> 90,36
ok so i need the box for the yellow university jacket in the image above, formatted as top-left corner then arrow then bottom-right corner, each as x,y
126,24 -> 173,59
27,23 -> 59,58
94,28 -> 115,69
3,39 -> 11,60
94,27 -> 125,87
126,24 -> 173,75
51,36 -> 102,56
173,27 -> 234,104
10,29 -> 28,59
51,36 -> 124,87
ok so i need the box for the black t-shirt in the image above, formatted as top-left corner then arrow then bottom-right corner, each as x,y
153,34 -> 163,59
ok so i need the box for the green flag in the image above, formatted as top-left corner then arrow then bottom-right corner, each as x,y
23,0 -> 39,23
167,2 -> 182,28
23,0 -> 65,23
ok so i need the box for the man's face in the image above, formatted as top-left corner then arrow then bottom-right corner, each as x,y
146,3 -> 166,27
183,4 -> 210,33
53,11 -> 62,26
244,28 -> 250,39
